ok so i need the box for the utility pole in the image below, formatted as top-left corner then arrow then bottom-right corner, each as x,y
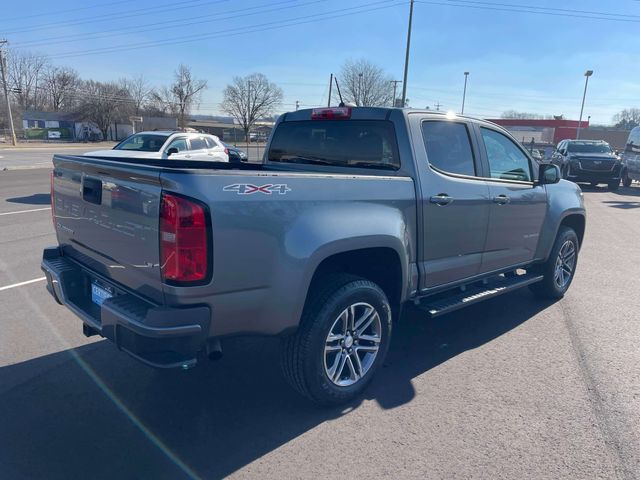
435,101 -> 442,111
0,40 -> 17,146
295,100 -> 299,111
390,80 -> 402,107
461,71 -> 469,114
401,0 -> 415,108
327,73 -> 333,107
576,69 -> 593,139
358,72 -> 363,106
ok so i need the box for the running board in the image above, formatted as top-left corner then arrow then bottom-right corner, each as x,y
420,274 -> 544,318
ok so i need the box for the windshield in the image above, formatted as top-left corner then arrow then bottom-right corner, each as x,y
114,134 -> 169,152
567,142 -> 612,154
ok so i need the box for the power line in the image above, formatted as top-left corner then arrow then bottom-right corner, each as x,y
416,0 -> 640,23
3,0 -> 131,23
13,0 -> 309,49
2,0 -> 231,35
44,0 -> 406,59
448,0 -> 640,20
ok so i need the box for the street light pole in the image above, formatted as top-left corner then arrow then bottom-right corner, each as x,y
461,71 -> 469,114
358,73 -> 363,106
576,69 -> 593,139
400,0 -> 414,108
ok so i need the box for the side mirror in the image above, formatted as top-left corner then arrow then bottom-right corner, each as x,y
538,163 -> 561,185
166,147 -> 178,156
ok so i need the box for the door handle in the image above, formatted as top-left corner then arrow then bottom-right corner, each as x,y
184,154 -> 191,159
493,194 -> 510,205
429,194 -> 453,206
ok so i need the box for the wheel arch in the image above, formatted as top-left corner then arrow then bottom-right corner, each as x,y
304,247 -> 405,317
560,213 -> 586,248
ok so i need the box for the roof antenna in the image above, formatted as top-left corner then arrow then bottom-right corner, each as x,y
334,76 -> 345,107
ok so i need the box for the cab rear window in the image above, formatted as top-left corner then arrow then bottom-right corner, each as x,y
268,120 -> 400,170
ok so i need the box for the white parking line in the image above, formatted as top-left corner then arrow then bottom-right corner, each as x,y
0,207 -> 51,216
0,276 -> 46,292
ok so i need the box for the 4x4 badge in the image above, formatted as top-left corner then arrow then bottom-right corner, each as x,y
223,184 -> 291,195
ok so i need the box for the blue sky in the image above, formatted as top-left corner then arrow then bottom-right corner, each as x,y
4,0 -> 640,124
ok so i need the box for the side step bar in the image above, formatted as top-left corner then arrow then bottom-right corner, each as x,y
420,274 -> 544,318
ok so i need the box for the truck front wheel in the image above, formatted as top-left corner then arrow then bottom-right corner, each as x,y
281,275 -> 392,405
529,226 -> 579,299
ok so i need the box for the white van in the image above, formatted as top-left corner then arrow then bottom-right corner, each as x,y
622,126 -> 640,187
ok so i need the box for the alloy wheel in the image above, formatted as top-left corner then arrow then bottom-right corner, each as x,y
323,302 -> 382,387
554,240 -> 576,289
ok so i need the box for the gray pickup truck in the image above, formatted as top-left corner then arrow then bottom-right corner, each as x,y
42,107 -> 585,405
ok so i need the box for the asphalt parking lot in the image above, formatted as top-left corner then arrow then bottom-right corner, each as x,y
1,154 -> 639,479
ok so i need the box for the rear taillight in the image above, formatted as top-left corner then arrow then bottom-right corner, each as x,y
311,107 -> 352,120
159,192 -> 210,284
50,171 -> 55,228
224,147 -> 229,155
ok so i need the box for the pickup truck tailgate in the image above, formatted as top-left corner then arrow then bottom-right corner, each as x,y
52,156 -> 164,304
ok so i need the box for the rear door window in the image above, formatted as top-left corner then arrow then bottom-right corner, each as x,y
421,121 -> 476,176
189,137 -> 207,151
268,120 -> 399,170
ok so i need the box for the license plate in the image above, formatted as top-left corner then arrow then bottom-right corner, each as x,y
91,282 -> 113,306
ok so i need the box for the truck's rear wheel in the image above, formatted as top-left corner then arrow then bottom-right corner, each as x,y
529,226 -> 579,299
281,274 -> 392,406
622,170 -> 632,188
608,179 -> 620,191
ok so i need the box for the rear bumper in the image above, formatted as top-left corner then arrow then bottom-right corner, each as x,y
41,247 -> 211,368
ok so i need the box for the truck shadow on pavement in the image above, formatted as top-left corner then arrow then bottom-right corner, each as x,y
6,193 -> 51,205
0,289 -> 553,480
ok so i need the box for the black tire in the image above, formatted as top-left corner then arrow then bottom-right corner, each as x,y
529,226 -> 579,299
608,179 -> 620,191
622,170 -> 632,188
281,274 -> 392,406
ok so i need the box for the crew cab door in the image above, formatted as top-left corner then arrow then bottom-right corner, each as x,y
186,136 -> 210,161
475,125 -> 547,272
413,117 -> 491,289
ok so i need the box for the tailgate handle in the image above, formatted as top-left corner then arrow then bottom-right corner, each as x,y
83,177 -> 103,205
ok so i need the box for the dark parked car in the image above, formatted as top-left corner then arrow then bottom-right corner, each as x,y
223,143 -> 247,163
551,139 -> 622,190
621,126 -> 640,187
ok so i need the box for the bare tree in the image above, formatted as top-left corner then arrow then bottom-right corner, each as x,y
335,59 -> 393,107
145,87 -> 177,117
6,49 -> 49,111
164,64 -> 207,129
119,75 -> 151,115
43,66 -> 80,111
612,108 -> 640,129
221,73 -> 283,139
78,80 -> 131,139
